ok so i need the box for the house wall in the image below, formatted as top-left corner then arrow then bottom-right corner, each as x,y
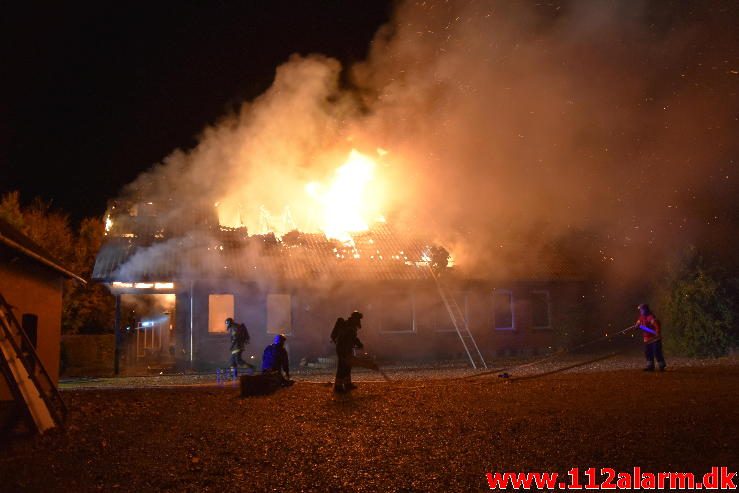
0,251 -> 64,401
177,277 -> 589,369
467,281 -> 589,358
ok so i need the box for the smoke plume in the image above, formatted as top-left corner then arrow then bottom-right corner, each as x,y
119,0 -> 738,283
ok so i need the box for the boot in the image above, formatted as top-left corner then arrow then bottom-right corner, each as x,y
643,365 -> 655,372
658,363 -> 666,372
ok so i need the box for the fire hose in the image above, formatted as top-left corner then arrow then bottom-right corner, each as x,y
463,323 -> 640,381
349,353 -> 392,382
319,324 -> 645,389
376,325 -> 642,390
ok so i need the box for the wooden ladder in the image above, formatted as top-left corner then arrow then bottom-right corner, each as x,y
0,293 -> 66,433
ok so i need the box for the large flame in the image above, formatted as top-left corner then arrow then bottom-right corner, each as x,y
306,149 -> 381,242
216,148 -> 385,243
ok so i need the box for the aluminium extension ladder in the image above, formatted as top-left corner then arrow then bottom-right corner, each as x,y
0,293 -> 66,433
427,267 -> 487,369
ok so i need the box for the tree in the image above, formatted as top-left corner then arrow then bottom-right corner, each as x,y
62,217 -> 115,333
20,197 -> 76,264
658,248 -> 737,357
0,191 -> 25,229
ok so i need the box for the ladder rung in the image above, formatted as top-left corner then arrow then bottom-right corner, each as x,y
430,264 -> 486,369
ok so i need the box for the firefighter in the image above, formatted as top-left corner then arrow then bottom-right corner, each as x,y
330,317 -> 345,345
226,317 -> 251,369
635,304 -> 666,372
261,334 -> 291,385
332,311 -> 364,393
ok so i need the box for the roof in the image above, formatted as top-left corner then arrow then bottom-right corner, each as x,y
93,224 -> 437,283
93,222 -> 583,284
0,217 -> 86,283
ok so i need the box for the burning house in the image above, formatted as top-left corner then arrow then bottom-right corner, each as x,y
93,150 -> 589,371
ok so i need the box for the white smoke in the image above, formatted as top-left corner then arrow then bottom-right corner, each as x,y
116,0 -> 737,281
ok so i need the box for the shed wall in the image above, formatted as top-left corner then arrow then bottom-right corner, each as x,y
0,254 -> 64,400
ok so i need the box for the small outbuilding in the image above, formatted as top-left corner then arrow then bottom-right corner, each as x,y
0,217 -> 85,410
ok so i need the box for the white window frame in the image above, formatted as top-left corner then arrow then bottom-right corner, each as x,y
492,289 -> 515,331
378,294 -> 416,334
531,290 -> 552,330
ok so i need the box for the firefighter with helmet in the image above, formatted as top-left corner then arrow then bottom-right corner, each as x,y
226,317 -> 251,369
331,311 -> 364,393
262,333 -> 292,385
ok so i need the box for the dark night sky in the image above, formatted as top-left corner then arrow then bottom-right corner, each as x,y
2,1 -> 393,222
2,0 -> 737,252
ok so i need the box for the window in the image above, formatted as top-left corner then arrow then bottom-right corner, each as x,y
414,292 -> 444,332
531,291 -> 551,328
267,294 -> 292,334
493,290 -> 514,330
378,293 -> 415,333
446,292 -> 469,333
208,294 -> 233,333
415,291 -> 466,333
21,313 -> 39,348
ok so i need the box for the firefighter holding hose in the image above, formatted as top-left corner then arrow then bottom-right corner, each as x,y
635,304 -> 667,372
331,311 -> 364,393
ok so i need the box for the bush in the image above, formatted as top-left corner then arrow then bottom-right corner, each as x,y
659,249 -> 737,357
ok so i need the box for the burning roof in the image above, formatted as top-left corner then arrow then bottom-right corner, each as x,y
94,147 -> 459,284
96,143 -> 580,285
92,222 -> 444,283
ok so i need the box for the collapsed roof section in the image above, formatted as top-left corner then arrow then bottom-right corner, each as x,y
93,221 -> 443,283
93,199 -> 582,284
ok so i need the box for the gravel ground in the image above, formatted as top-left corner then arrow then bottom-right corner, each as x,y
2,358 -> 738,492
57,353 -> 739,388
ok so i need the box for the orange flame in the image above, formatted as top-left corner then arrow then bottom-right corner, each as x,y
217,149 -> 385,243
306,149 -> 381,242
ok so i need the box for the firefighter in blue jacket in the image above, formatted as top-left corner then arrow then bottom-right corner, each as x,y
331,311 -> 364,393
262,334 -> 291,385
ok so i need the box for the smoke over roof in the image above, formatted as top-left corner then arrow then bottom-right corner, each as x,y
113,0 -> 738,282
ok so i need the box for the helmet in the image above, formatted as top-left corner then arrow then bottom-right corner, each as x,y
225,317 -> 235,325
348,311 -> 363,328
637,304 -> 650,314
273,334 -> 287,345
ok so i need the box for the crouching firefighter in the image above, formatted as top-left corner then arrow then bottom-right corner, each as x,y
261,334 -> 292,386
331,311 -> 364,393
226,318 -> 252,369
635,304 -> 666,372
